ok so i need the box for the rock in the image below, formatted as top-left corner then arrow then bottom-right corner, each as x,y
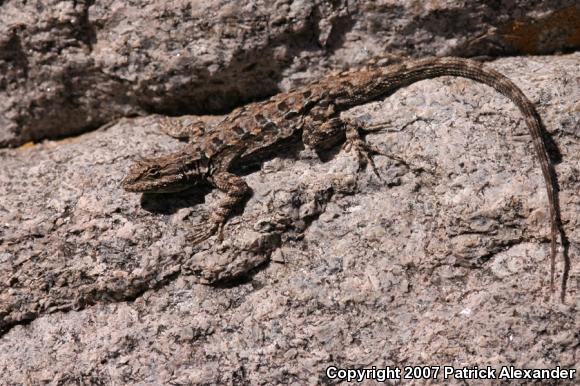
1,1 -> 579,146
0,54 -> 578,384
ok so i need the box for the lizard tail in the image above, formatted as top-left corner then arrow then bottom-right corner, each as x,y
381,57 -> 567,301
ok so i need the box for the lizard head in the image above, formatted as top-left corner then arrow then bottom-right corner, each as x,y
121,152 -> 208,194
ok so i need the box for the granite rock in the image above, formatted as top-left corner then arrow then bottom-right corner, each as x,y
0,54 -> 578,384
1,0 -> 579,146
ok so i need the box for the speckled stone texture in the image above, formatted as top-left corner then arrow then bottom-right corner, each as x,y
1,0 -> 579,147
0,54 -> 578,384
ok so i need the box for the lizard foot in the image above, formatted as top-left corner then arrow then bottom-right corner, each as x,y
187,221 -> 221,245
157,116 -> 207,141
343,138 -> 384,180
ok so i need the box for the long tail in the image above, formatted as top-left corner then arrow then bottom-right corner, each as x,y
377,57 -> 566,300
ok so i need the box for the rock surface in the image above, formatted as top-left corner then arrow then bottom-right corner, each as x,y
0,54 -> 578,384
1,0 -> 579,147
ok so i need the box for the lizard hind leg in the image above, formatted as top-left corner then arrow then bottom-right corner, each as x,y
302,116 -> 384,179
188,172 -> 250,245
342,122 -> 386,180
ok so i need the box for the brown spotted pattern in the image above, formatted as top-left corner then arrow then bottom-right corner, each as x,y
122,57 -> 567,300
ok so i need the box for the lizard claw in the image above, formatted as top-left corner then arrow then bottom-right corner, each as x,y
343,138 -> 384,180
187,215 -> 228,245
216,222 -> 225,242
187,221 -> 220,245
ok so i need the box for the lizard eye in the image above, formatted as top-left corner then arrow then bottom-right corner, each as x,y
146,167 -> 160,178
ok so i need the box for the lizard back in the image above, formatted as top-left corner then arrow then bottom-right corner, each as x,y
198,85 -> 328,165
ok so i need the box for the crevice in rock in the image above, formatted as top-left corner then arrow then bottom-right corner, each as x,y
0,269 -> 182,337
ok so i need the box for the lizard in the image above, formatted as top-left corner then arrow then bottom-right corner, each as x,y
121,57 -> 567,300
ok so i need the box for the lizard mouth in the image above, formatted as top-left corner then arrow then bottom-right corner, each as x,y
120,176 -> 145,192
142,183 -> 190,194
120,179 -> 143,192
121,171 -> 192,193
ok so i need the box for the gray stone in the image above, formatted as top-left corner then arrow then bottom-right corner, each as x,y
0,53 -> 578,384
1,1 -> 579,146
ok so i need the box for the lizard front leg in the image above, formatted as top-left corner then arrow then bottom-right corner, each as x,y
157,114 -> 225,141
157,116 -> 208,140
188,172 -> 250,244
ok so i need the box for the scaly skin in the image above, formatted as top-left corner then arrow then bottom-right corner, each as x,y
122,57 -> 568,301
